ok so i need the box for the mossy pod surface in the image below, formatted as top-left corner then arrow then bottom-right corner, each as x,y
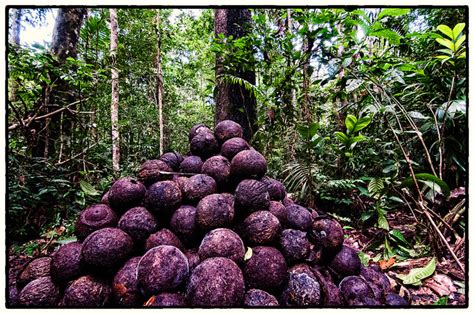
50,242 -> 83,284
108,177 -> 146,213
186,257 -> 245,307
198,228 -> 245,264
144,180 -> 182,214
18,276 -> 61,307
75,204 -> 118,241
138,160 -> 173,186
118,206 -> 158,242
137,245 -> 189,297
81,227 -> 134,272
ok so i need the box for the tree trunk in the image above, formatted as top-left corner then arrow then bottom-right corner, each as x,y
155,10 -> 165,156
214,9 -> 257,141
9,8 -> 21,45
31,8 -> 87,159
302,28 -> 316,123
110,8 -> 120,173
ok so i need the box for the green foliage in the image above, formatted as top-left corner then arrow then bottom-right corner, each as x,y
396,257 -> 437,286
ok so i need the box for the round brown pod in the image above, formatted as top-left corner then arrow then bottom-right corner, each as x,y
144,180 -> 182,215
138,160 -> 173,187
281,264 -> 322,306
187,257 -> 245,307
18,276 -> 61,307
221,137 -> 250,160
198,228 -> 245,264
159,152 -> 184,171
145,228 -> 184,252
244,246 -> 287,292
385,293 -> 409,306
235,179 -> 270,212
279,229 -> 311,263
184,249 -> 201,274
243,211 -> 280,245
214,120 -> 243,144
338,275 -> 373,305
230,150 -> 267,180
50,242 -> 83,284
144,293 -> 187,307
285,204 -> 312,231
261,176 -> 286,201
169,205 -> 199,246
190,132 -> 218,159
137,245 -> 189,297
63,275 -> 112,307
310,266 -> 343,306
188,124 -> 212,142
182,174 -> 217,204
269,201 -> 287,225
108,177 -> 146,213
118,206 -> 158,243
309,218 -> 344,253
112,256 -> 142,306
244,289 -> 279,307
172,175 -> 189,193
100,190 -> 110,205
201,155 -> 231,189
360,265 -> 391,302
81,228 -> 134,273
75,204 -> 118,241
17,257 -> 51,288
196,194 -> 235,230
179,155 -> 203,174
328,245 -> 362,278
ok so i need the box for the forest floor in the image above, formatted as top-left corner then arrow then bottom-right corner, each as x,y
6,210 -> 465,307
344,210 -> 466,306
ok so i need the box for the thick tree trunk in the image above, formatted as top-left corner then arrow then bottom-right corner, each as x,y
9,8 -> 21,45
214,9 -> 257,141
32,8 -> 87,159
110,8 -> 120,173
155,10 -> 165,156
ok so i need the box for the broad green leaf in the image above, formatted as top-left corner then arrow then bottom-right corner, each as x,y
458,51 -> 466,59
377,207 -> 389,230
335,131 -> 350,145
401,173 -> 450,197
396,257 -> 437,285
358,251 -> 370,266
389,229 -> 410,247
371,29 -> 400,45
353,116 -> 372,132
452,23 -> 465,40
378,8 -> 410,19
454,35 -> 465,51
368,177 -> 384,195
345,114 -> 357,132
437,24 -> 453,39
79,180 -> 99,196
436,38 -> 455,51
350,135 -> 366,145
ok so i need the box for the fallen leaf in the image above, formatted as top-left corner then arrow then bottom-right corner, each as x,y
424,274 -> 456,297
397,257 -> 436,286
379,257 -> 396,270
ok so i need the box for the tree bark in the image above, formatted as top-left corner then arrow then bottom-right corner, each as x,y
155,10 -> 165,156
302,28 -> 316,123
31,8 -> 87,159
9,8 -> 22,45
214,9 -> 257,141
110,8 -> 120,173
